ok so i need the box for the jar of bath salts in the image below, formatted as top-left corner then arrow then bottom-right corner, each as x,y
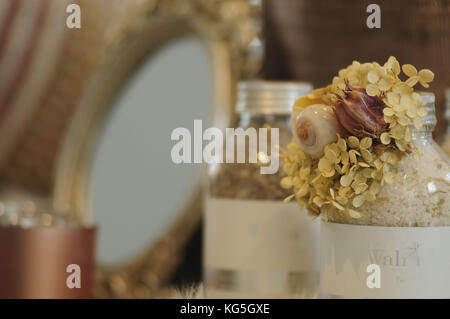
441,89 -> 450,155
320,92 -> 450,298
204,81 -> 319,298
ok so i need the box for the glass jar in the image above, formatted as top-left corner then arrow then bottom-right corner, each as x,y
441,89 -> 450,156
0,196 -> 96,298
320,92 -> 450,298
203,81 -> 319,298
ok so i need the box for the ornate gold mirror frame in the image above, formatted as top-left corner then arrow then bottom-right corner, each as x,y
52,0 -> 261,298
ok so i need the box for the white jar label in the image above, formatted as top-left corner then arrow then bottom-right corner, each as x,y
204,197 -> 319,297
320,221 -> 450,298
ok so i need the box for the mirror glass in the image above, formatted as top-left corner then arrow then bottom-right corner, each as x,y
89,36 -> 213,266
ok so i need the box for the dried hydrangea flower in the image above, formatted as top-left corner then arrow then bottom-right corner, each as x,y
281,56 -> 434,218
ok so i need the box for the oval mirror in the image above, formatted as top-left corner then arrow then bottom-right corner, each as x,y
90,36 -> 212,266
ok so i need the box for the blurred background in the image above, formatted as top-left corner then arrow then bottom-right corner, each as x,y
0,0 -> 448,298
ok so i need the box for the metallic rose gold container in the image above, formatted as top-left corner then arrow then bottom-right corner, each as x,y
0,226 -> 96,298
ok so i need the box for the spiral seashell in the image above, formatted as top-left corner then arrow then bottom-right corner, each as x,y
291,104 -> 344,158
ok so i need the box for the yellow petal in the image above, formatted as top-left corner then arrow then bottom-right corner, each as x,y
336,196 -> 348,205
340,175 -> 353,187
318,158 -> 332,172
393,83 -> 413,94
398,116 -> 409,126
395,139 -> 406,152
406,107 -> 417,118
299,167 -> 311,179
373,159 -> 383,170
404,127 -> 412,142
400,93 -> 414,108
325,148 -> 339,163
419,81 -> 430,88
332,201 -> 345,211
348,136 -> 360,149
283,194 -> 295,202
393,103 -> 404,112
337,138 -> 347,152
367,70 -> 380,84
313,196 -> 324,206
386,92 -> 400,105
417,107 -> 428,117
418,69 -> 434,82
296,183 -> 310,197
413,117 -> 423,129
354,183 -> 368,194
402,64 -> 418,77
383,107 -> 395,116
366,83 -> 380,96
384,56 -> 396,69
322,169 -> 336,178
380,132 -> 391,145
392,60 -> 401,75
349,209 -> 362,219
369,181 -> 381,195
405,76 -> 420,87
349,150 -> 358,164
281,176 -> 293,189
361,149 -> 373,163
384,172 -> 396,184
390,125 -> 405,139
378,77 -> 393,91
360,137 -> 373,149
358,162 -> 370,168
352,195 -> 366,208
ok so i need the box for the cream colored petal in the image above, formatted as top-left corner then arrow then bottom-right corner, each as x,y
296,183 -> 310,197
405,76 -> 420,87
398,116 -> 410,126
378,77 -> 393,91
380,132 -> 391,145
406,107 -> 417,118
352,195 -> 366,208
413,117 -> 423,129
419,81 -> 430,88
395,139 -> 406,152
281,176 -> 293,189
417,107 -> 428,117
337,138 -> 347,152
348,136 -> 360,149
400,93 -> 414,108
383,107 -> 395,116
360,137 -> 373,149
392,60 -> 400,75
402,64 -> 417,77
340,175 -> 353,187
322,169 -> 336,178
418,69 -> 434,82
386,92 -> 400,105
367,70 -> 380,83
349,209 -> 362,218
366,83 -> 380,96
361,149 -> 373,163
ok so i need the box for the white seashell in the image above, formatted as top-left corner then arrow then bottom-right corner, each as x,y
291,104 -> 344,158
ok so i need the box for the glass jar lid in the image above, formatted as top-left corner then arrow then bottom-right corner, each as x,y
236,81 -> 313,115
419,92 -> 436,127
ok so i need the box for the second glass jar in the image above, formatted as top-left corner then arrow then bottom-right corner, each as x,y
203,81 -> 319,298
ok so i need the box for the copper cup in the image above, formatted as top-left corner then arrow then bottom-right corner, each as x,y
0,225 -> 97,298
